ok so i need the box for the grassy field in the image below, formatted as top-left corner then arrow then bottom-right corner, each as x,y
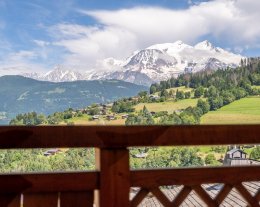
62,114 -> 125,125
166,86 -> 193,93
201,96 -> 260,124
135,98 -> 201,114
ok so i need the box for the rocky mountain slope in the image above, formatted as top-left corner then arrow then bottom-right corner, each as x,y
21,40 -> 244,86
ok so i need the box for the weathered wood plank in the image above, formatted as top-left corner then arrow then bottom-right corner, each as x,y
97,148 -> 130,207
192,185 -> 217,207
150,187 -> 172,207
171,186 -> 192,207
131,188 -> 149,207
235,183 -> 260,207
23,192 -> 58,207
0,125 -> 260,148
0,194 -> 20,207
255,189 -> 260,201
214,184 -> 233,205
131,166 -> 260,187
60,191 -> 94,207
0,172 -> 98,193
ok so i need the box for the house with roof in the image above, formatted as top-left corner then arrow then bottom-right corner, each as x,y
223,148 -> 260,166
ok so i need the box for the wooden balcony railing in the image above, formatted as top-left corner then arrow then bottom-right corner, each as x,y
0,125 -> 259,207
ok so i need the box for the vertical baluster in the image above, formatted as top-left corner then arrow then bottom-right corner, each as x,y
23,192 -> 58,207
60,191 -> 93,207
95,147 -> 130,207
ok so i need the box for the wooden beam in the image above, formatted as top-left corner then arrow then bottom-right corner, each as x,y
131,188 -> 149,207
0,194 -> 20,207
171,186 -> 192,207
60,191 -> 94,207
0,125 -> 259,148
0,172 -> 98,193
97,148 -> 130,207
131,166 -> 260,187
23,192 -> 58,207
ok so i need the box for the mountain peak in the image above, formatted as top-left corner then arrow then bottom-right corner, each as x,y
194,40 -> 215,51
173,40 -> 184,45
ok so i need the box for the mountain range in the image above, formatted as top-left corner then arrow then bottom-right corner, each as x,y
20,40 -> 244,86
0,76 -> 147,124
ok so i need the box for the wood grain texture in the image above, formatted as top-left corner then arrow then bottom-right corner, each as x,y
172,186 -> 192,207
131,188 -> 149,207
0,194 -> 20,207
150,187 -> 172,207
214,184 -> 233,205
23,192 -> 58,207
97,148 -> 130,207
0,172 -> 98,193
60,191 -> 94,207
235,183 -> 260,207
192,185 -> 217,207
0,125 -> 260,148
131,166 -> 260,187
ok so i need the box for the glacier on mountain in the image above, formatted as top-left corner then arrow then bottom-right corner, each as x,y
20,40 -> 245,86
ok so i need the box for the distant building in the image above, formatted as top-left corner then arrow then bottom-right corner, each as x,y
223,148 -> 260,166
121,114 -> 129,119
106,115 -> 115,120
149,95 -> 160,101
133,152 -> 148,158
44,149 -> 60,156
92,115 -> 100,120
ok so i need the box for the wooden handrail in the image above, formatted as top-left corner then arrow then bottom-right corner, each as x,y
0,125 -> 259,207
0,125 -> 259,148
131,166 -> 260,187
0,172 -> 99,193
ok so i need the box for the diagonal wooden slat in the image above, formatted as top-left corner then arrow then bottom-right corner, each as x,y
255,189 -> 260,201
235,183 -> 260,207
192,185 -> 218,207
131,188 -> 149,207
171,186 -> 192,207
60,191 -> 94,207
0,193 -> 20,207
214,184 -> 233,205
150,187 -> 172,207
23,192 -> 58,207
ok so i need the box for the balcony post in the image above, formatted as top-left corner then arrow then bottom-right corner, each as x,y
95,147 -> 130,207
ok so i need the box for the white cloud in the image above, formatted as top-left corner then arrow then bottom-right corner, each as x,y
51,24 -> 137,67
3,0 -> 260,73
48,0 -> 260,70
0,50 -> 47,75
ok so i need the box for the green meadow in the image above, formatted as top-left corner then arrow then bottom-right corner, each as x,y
134,98 -> 201,114
201,97 -> 260,124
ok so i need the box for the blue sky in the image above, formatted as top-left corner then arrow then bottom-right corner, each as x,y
0,0 -> 260,74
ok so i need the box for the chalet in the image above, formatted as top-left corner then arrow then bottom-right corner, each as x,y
43,148 -> 60,156
223,148 -> 260,166
106,115 -> 115,120
133,152 -> 148,158
149,95 -> 160,100
121,114 -> 129,119
92,115 -> 100,120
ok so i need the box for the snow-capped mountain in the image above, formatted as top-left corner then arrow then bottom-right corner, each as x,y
22,65 -> 86,82
101,40 -> 244,85
19,40 -> 245,85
